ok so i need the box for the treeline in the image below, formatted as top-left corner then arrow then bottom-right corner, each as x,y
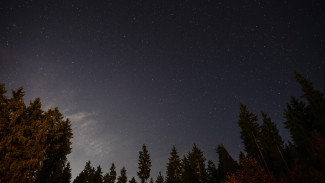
1,72 -> 325,182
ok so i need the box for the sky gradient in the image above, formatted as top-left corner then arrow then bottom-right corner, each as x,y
1,0 -> 325,181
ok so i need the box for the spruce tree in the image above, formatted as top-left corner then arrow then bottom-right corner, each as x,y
216,144 -> 237,182
225,156 -> 268,183
166,146 -> 181,183
117,167 -> 127,183
129,177 -> 137,183
181,155 -> 196,183
104,163 -> 117,183
294,72 -> 325,137
187,144 -> 207,183
259,112 -> 286,178
36,107 -> 73,183
137,144 -> 151,183
156,171 -> 164,183
284,73 -> 325,174
149,177 -> 154,183
60,162 -> 72,183
94,165 -> 103,183
206,160 -> 218,183
0,85 -> 72,183
238,103 -> 260,158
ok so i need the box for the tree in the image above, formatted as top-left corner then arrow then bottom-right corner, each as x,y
94,165 -> 103,183
225,156 -> 269,183
283,73 -> 325,178
59,162 -> 72,183
216,144 -> 237,182
166,146 -> 181,183
0,84 -> 72,183
206,160 -> 218,183
36,107 -> 73,183
294,72 -> 325,137
73,161 -> 96,183
184,144 -> 208,183
238,104 -> 260,158
117,167 -> 127,183
104,163 -> 117,183
137,144 -> 151,183
129,177 -> 137,183
156,171 -> 164,183
259,112 -> 286,178
181,155 -> 196,183
149,177 -> 154,183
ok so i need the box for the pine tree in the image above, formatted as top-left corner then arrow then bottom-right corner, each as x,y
187,144 -> 207,183
225,156 -> 269,183
129,177 -> 137,183
149,177 -> 154,183
206,160 -> 218,183
94,165 -> 103,183
73,161 -> 96,183
284,73 -> 325,174
137,144 -> 151,183
216,144 -> 237,182
294,72 -> 325,137
166,146 -> 181,183
104,163 -> 117,183
0,85 -> 72,183
238,103 -> 260,158
117,167 -> 127,183
36,107 -> 73,182
60,162 -> 72,183
181,155 -> 196,183
156,171 -> 164,183
259,112 -> 286,178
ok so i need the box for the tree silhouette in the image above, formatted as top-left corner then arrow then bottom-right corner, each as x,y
216,144 -> 237,182
156,171 -> 164,183
129,177 -> 137,183
206,160 -> 218,183
104,163 -> 117,183
117,167 -> 127,183
166,146 -> 181,183
238,104 -> 260,158
137,144 -> 151,183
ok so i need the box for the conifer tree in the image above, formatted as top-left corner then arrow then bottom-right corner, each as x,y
156,171 -> 164,183
73,161 -> 96,183
129,177 -> 137,183
181,155 -> 196,183
60,162 -> 72,183
117,167 -> 127,183
36,107 -> 73,182
294,72 -> 325,137
0,85 -> 72,183
187,144 -> 207,183
94,165 -> 103,183
104,163 -> 117,183
166,146 -> 181,183
137,144 -> 151,183
225,156 -> 268,183
216,144 -> 237,182
238,103 -> 260,158
149,177 -> 154,183
206,160 -> 218,183
284,73 -> 325,174
259,112 -> 286,178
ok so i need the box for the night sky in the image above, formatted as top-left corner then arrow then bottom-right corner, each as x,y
1,0 -> 325,181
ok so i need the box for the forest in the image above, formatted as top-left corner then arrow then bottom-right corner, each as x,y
1,72 -> 324,183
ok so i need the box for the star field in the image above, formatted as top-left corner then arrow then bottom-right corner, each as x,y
1,0 -> 325,181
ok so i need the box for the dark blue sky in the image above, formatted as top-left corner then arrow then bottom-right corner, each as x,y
1,0 -> 325,181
